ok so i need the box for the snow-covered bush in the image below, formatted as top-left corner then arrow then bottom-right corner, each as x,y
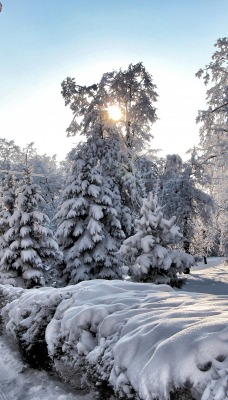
0,284 -> 24,309
0,167 -> 62,288
120,193 -> 195,286
1,286 -> 75,369
2,279 -> 228,400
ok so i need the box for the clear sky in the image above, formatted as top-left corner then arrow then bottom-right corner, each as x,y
0,0 -> 228,160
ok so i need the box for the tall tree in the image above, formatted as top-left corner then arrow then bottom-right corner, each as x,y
107,63 -> 158,153
196,37 -> 228,157
61,62 -> 158,153
61,63 -> 158,214
55,135 -> 125,284
196,37 -> 228,255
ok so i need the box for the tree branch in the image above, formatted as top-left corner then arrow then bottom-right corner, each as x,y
211,102 -> 228,113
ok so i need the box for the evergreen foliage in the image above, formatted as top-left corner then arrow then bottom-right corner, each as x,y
0,167 -> 62,288
0,172 -> 18,266
120,193 -> 195,286
55,135 -> 125,284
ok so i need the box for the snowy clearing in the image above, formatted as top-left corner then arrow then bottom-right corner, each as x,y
0,257 -> 228,400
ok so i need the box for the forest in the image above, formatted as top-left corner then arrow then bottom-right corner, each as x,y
0,37 -> 227,400
0,38 -> 227,289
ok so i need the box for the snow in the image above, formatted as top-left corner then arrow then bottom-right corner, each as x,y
184,257 -> 228,295
0,336 -> 92,400
1,257 -> 228,399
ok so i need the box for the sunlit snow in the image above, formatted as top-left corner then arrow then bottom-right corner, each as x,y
0,257 -> 228,400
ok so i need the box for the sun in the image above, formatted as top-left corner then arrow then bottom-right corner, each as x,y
107,105 -> 122,121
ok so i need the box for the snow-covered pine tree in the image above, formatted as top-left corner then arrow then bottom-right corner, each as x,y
94,133 -> 133,237
55,135 -> 126,284
120,193 -> 195,286
117,151 -> 144,219
0,167 -> 62,288
0,172 -> 18,284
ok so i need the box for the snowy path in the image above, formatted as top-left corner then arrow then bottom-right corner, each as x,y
184,257 -> 228,295
0,335 -> 93,400
0,382 -> 12,400
0,345 -> 13,400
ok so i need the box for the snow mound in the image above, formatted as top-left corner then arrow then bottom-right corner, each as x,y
2,280 -> 228,399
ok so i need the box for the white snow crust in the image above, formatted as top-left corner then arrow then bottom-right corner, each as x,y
2,259 -> 228,400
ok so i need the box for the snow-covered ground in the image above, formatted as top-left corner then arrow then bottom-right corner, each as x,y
0,257 -> 228,400
0,335 -> 92,400
184,257 -> 228,295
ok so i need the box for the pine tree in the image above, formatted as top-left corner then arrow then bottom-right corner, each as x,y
0,167 -> 62,288
120,193 -> 195,286
93,133 -> 133,236
55,135 -> 126,284
0,172 -> 18,284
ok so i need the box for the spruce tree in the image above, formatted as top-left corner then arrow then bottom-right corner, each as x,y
0,167 -> 62,288
0,172 -> 18,284
120,193 -> 195,286
55,135 -> 125,284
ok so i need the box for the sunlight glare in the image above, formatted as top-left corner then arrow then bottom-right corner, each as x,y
107,105 -> 122,121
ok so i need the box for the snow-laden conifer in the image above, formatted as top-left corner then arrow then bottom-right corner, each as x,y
0,172 -> 18,284
55,136 -> 125,284
0,172 -> 17,239
0,167 -> 62,288
120,193 -> 195,286
92,133 -> 133,236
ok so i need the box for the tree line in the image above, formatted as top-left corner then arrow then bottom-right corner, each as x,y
0,38 -> 227,288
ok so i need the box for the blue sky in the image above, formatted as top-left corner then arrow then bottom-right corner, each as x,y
0,0 -> 228,159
